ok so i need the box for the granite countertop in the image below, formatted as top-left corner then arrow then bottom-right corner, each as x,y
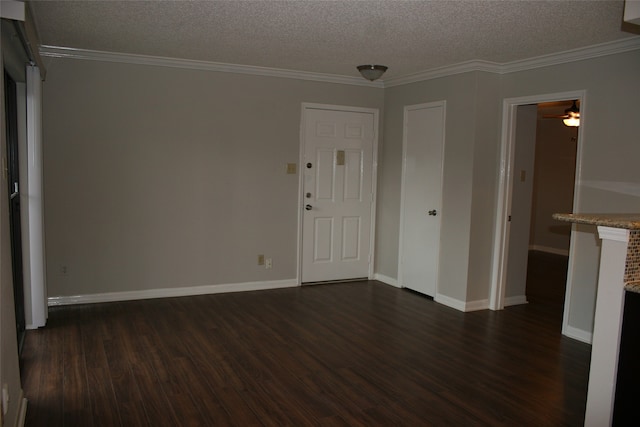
552,213 -> 640,230
626,282 -> 640,294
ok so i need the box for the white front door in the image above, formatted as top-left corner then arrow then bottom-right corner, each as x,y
301,106 -> 376,283
398,102 -> 446,297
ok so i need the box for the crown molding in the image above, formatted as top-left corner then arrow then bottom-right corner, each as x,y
500,36 -> 640,74
385,36 -> 640,87
40,36 -> 640,88
39,45 -> 384,88
383,60 -> 502,87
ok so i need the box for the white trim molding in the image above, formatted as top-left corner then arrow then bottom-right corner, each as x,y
528,245 -> 570,257
48,279 -> 298,307
597,226 -> 630,243
435,293 -> 489,312
500,37 -> 640,74
504,295 -> 528,307
39,45 -> 384,88
373,274 -> 400,288
385,37 -> 640,87
16,393 -> 28,427
384,60 -> 501,87
563,324 -> 593,344
40,37 -> 640,88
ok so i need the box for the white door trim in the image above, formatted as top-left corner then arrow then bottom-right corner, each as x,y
489,90 -> 586,329
297,103 -> 379,284
397,100 -> 446,295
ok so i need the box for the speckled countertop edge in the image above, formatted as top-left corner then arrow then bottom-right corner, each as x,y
625,282 -> 640,294
553,213 -> 640,230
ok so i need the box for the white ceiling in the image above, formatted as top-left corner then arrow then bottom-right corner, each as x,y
28,0 -> 639,81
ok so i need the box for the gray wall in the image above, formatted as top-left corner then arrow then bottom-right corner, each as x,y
42,48 -> 640,338
501,50 -> 640,334
377,71 -> 501,303
377,49 -> 640,335
42,57 -> 384,297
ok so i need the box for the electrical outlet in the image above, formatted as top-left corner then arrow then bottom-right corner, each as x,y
286,163 -> 297,174
258,254 -> 265,266
265,258 -> 273,269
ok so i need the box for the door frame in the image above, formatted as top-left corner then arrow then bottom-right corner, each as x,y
489,90 -> 586,325
397,100 -> 446,296
297,103 -> 380,284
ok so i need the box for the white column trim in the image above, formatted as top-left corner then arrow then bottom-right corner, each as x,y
597,225 -> 630,243
584,228 -> 630,426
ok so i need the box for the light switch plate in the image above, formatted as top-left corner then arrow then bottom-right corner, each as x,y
286,163 -> 297,174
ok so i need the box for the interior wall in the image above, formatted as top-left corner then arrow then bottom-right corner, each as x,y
500,50 -> 640,335
378,71 -> 501,303
379,48 -> 640,328
529,106 -> 577,255
42,57 -> 384,298
41,46 -> 640,337
466,72 -> 501,302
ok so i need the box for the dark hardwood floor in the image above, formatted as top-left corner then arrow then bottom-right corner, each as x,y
21,275 -> 590,426
526,250 -> 570,307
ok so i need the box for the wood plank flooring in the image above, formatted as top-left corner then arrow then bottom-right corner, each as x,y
21,279 -> 590,426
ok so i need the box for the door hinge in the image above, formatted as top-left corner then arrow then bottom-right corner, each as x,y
508,215 -> 512,222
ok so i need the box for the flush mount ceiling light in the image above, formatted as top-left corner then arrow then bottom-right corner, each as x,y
357,65 -> 388,81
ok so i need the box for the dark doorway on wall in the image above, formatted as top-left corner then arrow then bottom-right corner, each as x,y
4,70 -> 26,353
503,99 -> 579,332
526,101 -> 579,313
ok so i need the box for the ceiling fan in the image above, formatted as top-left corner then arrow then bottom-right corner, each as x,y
543,100 -> 580,127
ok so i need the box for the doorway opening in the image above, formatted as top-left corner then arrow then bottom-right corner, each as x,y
525,101 -> 579,312
490,90 -> 585,339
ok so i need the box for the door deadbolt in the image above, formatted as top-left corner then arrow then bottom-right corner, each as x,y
306,163 -> 313,169
306,192 -> 312,198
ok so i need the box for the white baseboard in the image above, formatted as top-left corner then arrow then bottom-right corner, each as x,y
529,245 -> 569,256
48,279 -> 299,306
504,295 -> 528,306
563,324 -> 593,344
435,293 -> 489,312
463,298 -> 490,312
373,273 -> 400,288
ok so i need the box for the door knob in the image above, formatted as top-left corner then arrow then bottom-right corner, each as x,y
428,209 -> 437,216
305,204 -> 313,211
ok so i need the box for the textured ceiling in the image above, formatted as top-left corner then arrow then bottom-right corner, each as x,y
29,0 -> 638,80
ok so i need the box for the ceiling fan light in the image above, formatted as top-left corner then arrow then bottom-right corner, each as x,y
563,117 -> 580,127
357,65 -> 388,81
